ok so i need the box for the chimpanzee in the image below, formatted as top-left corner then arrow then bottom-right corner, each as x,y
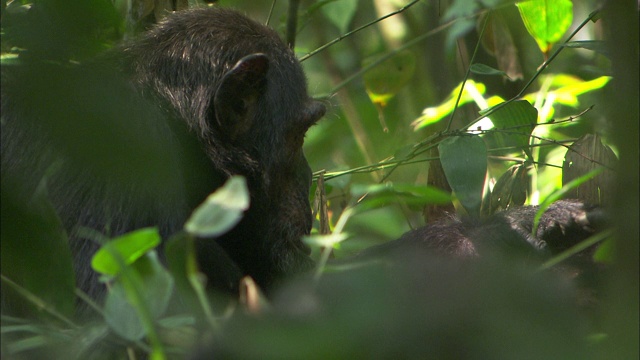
1,7 -> 325,304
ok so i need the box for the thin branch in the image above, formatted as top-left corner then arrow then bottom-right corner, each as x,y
446,12 -> 491,131
299,0 -> 421,62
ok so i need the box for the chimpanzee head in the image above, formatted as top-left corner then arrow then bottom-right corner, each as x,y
122,8 -> 325,289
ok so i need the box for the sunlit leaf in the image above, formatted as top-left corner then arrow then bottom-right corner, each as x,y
91,227 -> 161,276
1,53 -> 20,65
517,0 -> 573,56
552,76 -> 610,107
413,80 -> 488,130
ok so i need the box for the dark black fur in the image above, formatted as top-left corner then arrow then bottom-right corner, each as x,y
1,8 -> 325,302
362,200 -> 605,260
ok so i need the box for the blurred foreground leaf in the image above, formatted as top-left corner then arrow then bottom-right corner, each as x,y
185,176 -> 249,237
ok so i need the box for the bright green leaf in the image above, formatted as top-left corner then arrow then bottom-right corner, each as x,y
412,80 -> 487,130
91,227 -> 161,276
553,76 -> 611,107
517,0 -> 573,55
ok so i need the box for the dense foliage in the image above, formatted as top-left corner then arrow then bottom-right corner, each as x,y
1,0 -> 637,359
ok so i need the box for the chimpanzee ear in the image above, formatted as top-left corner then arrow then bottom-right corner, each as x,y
213,54 -> 269,140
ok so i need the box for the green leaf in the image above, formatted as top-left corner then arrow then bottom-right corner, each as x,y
517,0 -> 573,55
412,80 -> 488,130
470,63 -> 510,78
490,163 -> 529,212
165,233 -> 199,309
91,227 -> 161,276
481,100 -> 537,158
104,281 -> 145,341
1,177 -> 77,317
103,253 -> 174,341
131,253 -> 174,319
438,135 -> 487,217
184,176 -> 250,237
552,76 -> 611,107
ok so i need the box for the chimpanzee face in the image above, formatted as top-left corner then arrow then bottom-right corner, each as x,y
213,53 -> 325,286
